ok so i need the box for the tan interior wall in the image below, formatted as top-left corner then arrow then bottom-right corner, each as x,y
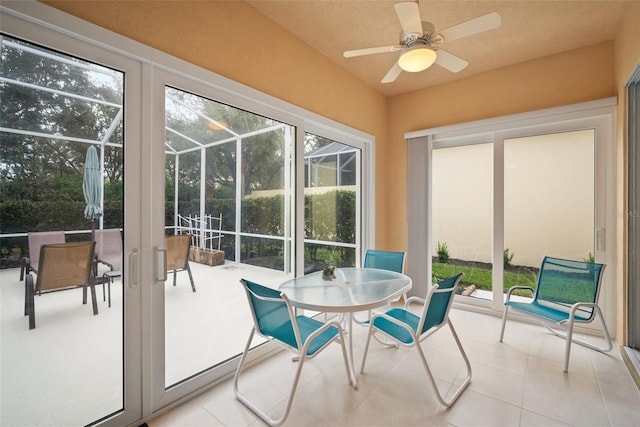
41,0 -> 391,243
615,1 -> 640,344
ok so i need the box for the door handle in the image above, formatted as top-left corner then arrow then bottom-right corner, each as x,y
597,228 -> 606,251
128,249 -> 139,289
156,247 -> 167,282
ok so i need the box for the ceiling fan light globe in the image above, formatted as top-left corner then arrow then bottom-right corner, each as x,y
398,46 -> 437,72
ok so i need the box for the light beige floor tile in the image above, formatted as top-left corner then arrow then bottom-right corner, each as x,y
523,380 -> 610,426
437,388 -> 522,427
466,360 -> 526,406
520,409 -> 570,427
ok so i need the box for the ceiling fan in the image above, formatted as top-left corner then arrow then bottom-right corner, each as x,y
343,2 -> 501,83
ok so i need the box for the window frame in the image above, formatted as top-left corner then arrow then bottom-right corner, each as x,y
406,98 -> 616,334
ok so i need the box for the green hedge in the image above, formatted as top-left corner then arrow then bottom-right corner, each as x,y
1,190 -> 354,267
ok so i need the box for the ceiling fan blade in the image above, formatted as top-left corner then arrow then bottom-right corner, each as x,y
435,48 -> 469,73
394,2 -> 423,36
343,45 -> 402,58
381,62 -> 402,83
438,12 -> 501,42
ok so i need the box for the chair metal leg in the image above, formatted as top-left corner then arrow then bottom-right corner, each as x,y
26,275 -> 35,330
20,257 -> 26,281
187,264 -> 196,292
542,305 -> 613,372
90,283 -> 98,315
498,305 -> 509,342
233,328 -> 305,427
359,322 -> 376,374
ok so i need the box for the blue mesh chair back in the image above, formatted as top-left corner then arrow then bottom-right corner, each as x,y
535,256 -> 605,321
243,279 -> 298,349
363,249 -> 405,273
421,273 -> 461,334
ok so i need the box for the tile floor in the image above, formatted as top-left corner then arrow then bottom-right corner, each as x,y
148,307 -> 640,427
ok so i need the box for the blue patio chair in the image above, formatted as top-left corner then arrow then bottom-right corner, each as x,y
360,273 -> 472,407
364,248 -> 407,302
499,256 -> 612,372
233,279 -> 353,427
363,249 -> 406,272
352,249 -> 408,328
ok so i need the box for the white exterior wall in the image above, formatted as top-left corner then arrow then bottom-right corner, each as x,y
432,129 -> 594,267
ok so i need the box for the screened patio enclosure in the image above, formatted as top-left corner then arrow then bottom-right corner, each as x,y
164,87 -> 360,273
0,35 -> 125,242
1,34 -> 360,277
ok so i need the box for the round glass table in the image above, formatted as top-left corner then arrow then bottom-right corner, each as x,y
279,267 -> 412,387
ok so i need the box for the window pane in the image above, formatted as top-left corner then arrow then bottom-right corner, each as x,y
0,35 -> 124,425
164,87 -> 294,386
303,134 -> 359,272
504,130 -> 595,297
432,143 -> 493,299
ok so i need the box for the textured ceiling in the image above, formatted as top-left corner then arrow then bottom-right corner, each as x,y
248,0 -> 629,97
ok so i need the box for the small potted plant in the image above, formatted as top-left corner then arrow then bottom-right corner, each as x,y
322,251 -> 338,280
322,265 -> 336,280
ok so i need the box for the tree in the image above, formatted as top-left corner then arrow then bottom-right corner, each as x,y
165,88 -> 289,199
0,36 -> 124,232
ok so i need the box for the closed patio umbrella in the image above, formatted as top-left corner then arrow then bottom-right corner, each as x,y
83,145 -> 103,239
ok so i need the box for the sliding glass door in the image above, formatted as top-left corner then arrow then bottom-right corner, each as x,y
503,130 -> 595,301
0,25 -> 143,427
150,71 -> 369,411
408,100 -> 613,317
162,86 -> 295,388
431,143 -> 493,299
429,130 -> 598,303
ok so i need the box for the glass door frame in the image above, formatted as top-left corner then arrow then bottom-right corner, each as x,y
406,98 -> 616,331
0,5 -> 144,426
148,67 -> 374,412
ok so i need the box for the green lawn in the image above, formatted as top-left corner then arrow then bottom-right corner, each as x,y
432,262 -> 537,294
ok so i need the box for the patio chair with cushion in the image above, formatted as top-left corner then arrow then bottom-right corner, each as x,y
24,241 -> 97,330
165,234 -> 196,292
20,230 -> 65,281
499,256 -> 612,372
234,279 -> 353,427
360,273 -> 472,407
95,229 -> 122,307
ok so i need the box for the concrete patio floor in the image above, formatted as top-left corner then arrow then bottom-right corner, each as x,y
0,260 -> 289,426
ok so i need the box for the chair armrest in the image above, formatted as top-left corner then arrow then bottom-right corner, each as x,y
504,286 -> 534,302
370,311 -> 417,338
298,318 -> 344,354
404,296 -> 426,309
96,258 -> 115,270
20,256 -> 30,281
